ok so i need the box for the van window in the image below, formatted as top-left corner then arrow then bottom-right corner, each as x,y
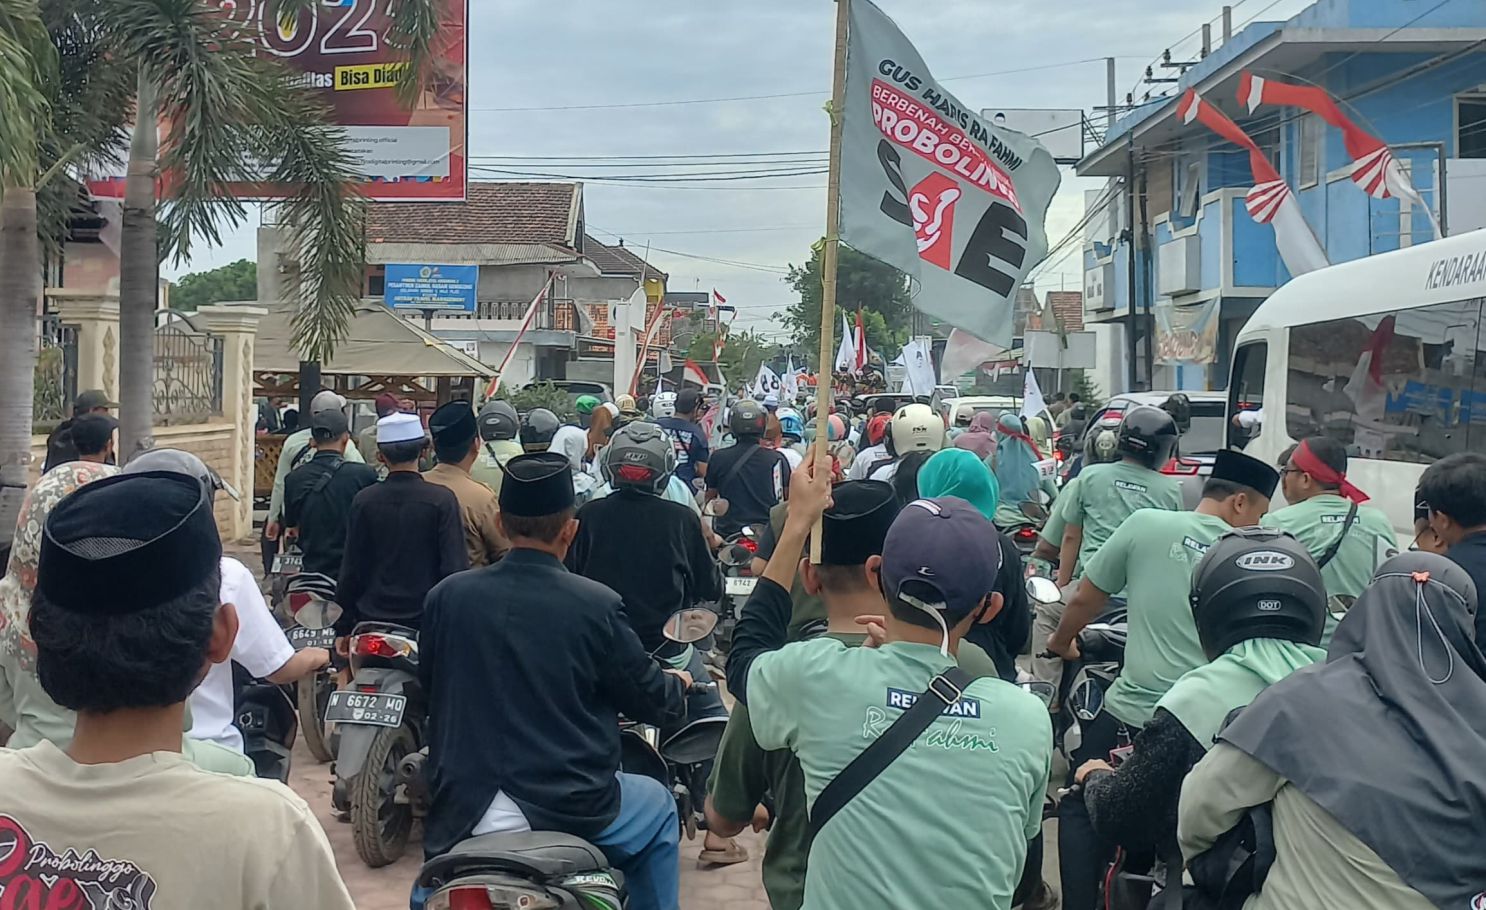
1228,342 -> 1266,449
1285,299 -> 1483,463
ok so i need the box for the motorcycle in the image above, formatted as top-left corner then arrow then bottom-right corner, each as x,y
705,498 -> 759,660
280,572 -> 341,763
1004,500 -> 1050,559
1025,577 -> 1128,764
231,666 -> 298,783
328,620 -> 425,867
622,608 -> 728,840
415,609 -> 723,909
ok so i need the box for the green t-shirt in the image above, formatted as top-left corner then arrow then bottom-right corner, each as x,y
747,639 -> 1051,910
709,632 -> 1000,910
1261,494 -> 1398,604
469,439 -> 525,495
1062,461 -> 1184,580
1039,476 -> 1079,548
1082,509 -> 1231,727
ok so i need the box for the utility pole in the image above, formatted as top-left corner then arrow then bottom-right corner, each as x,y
1106,57 -> 1117,132
1222,6 -> 1233,43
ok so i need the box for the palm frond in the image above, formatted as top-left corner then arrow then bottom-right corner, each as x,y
0,0 -> 56,185
384,0 -> 441,109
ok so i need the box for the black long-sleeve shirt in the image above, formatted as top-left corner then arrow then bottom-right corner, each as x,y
1083,708 -> 1206,853
335,471 -> 467,635
420,549 -> 688,857
283,451 -> 379,577
566,490 -> 723,651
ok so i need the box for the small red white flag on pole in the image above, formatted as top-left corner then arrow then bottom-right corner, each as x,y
683,359 -> 710,388
710,288 -> 726,319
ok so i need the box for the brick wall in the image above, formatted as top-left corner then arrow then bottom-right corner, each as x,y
31,422 -> 243,541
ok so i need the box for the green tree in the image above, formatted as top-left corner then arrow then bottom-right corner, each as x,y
109,0 -> 439,457
170,258 -> 257,311
783,241 -> 912,368
684,327 -> 781,389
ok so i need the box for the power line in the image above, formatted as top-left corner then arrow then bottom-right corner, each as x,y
469,57 -> 1143,113
469,166 -> 827,192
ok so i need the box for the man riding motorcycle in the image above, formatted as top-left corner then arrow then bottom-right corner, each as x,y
705,399 -> 790,539
565,421 -> 737,863
470,399 -> 524,495
416,452 -> 692,910
283,408 -> 380,578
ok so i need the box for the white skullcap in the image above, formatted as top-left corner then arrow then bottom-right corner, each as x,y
376,412 -> 426,444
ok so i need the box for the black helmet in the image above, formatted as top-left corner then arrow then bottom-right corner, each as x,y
730,400 -> 767,437
599,421 -> 676,495
478,399 -> 519,441
1117,405 -> 1179,468
1189,528 -> 1326,661
520,408 -> 560,451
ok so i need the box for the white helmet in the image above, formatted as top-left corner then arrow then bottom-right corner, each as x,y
652,391 -> 677,419
888,403 -> 945,456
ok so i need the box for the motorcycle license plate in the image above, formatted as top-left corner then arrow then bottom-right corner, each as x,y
272,553 -> 302,574
286,625 -> 336,651
325,691 -> 406,727
725,576 -> 757,596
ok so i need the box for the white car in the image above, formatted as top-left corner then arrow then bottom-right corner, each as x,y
939,396 -> 1020,428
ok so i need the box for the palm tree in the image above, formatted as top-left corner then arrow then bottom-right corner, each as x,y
101,0 -> 438,456
0,0 -> 57,543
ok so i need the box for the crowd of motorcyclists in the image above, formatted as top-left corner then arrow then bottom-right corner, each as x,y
1,381 -> 1485,910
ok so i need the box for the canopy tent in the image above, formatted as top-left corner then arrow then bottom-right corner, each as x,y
252,302 -> 493,380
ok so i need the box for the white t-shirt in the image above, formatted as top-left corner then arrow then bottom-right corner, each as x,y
0,740 -> 354,909
188,558 -> 295,753
848,443 -> 888,480
779,446 -> 804,471
868,459 -> 900,483
550,425 -> 589,471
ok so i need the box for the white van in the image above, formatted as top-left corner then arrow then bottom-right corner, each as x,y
1227,228 -> 1486,537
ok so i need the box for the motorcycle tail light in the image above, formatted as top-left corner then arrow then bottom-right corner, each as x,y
287,592 -> 310,614
1161,458 -> 1201,475
352,634 -> 412,659
1015,527 -> 1037,540
739,537 -> 759,553
427,883 -> 560,910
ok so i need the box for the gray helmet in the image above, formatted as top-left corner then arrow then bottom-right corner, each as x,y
599,421 -> 677,495
521,408 -> 561,451
1190,527 -> 1327,661
122,447 -> 239,502
730,399 -> 767,437
478,399 -> 519,441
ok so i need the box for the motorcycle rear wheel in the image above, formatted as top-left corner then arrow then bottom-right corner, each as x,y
297,676 -> 335,763
352,724 -> 417,867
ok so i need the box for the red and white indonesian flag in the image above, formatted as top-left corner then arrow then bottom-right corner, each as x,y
1239,73 -> 1439,238
683,358 -> 710,388
835,311 -> 856,372
710,288 -> 726,319
839,0 -> 1061,348
1178,90 -> 1329,277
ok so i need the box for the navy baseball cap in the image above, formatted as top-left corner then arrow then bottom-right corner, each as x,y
881,497 -> 1002,619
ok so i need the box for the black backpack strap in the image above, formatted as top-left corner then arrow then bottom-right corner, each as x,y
809,666 -> 975,836
1316,501 -> 1359,569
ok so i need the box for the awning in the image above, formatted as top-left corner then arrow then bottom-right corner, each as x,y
253,302 -> 494,377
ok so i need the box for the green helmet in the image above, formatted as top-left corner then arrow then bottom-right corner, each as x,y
575,395 -> 602,416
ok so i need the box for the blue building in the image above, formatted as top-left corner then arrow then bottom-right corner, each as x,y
1078,0 -> 1486,391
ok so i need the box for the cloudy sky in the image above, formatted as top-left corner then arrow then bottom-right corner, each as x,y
169,0 -> 1315,337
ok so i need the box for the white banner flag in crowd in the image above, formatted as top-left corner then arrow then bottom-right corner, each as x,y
834,311 -> 856,372
838,0 -> 1061,347
899,338 -> 937,396
782,357 -> 800,400
752,363 -> 782,399
1020,369 -> 1049,419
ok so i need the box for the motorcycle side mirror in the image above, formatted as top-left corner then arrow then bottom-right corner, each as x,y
1025,576 -> 1062,605
296,598 -> 343,631
1020,501 -> 1050,521
1019,680 -> 1056,708
663,608 -> 719,644
704,498 -> 730,518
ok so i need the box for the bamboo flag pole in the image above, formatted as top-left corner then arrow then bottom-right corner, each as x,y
811,0 -> 851,564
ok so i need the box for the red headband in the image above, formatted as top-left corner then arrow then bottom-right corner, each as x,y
1291,440 -> 1368,503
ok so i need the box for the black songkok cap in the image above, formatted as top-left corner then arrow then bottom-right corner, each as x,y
1211,449 -> 1280,500
498,452 -> 575,517
39,471 -> 221,615
820,480 -> 900,566
428,400 -> 478,449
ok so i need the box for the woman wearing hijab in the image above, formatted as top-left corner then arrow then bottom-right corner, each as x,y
585,402 -> 617,463
1075,529 -> 1327,865
1179,551 -> 1486,910
916,449 -> 1030,683
990,413 -> 1051,526
952,410 -> 998,461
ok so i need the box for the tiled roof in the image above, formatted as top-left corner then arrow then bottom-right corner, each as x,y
1044,291 -> 1085,332
366,182 -> 581,247
582,235 -> 668,281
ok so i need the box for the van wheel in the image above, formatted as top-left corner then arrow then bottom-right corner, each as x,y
351,724 -> 416,867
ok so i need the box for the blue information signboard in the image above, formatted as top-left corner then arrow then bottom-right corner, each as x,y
384,264 -> 478,314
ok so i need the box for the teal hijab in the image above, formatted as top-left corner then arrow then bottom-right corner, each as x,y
991,413 -> 1042,506
917,448 -> 1000,521
1157,637 -> 1326,750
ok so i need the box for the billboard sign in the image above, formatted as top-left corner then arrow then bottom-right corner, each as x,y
87,0 -> 468,202
385,264 -> 478,313
979,109 -> 1086,163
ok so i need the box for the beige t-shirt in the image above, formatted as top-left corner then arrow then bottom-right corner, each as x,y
0,741 -> 354,909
